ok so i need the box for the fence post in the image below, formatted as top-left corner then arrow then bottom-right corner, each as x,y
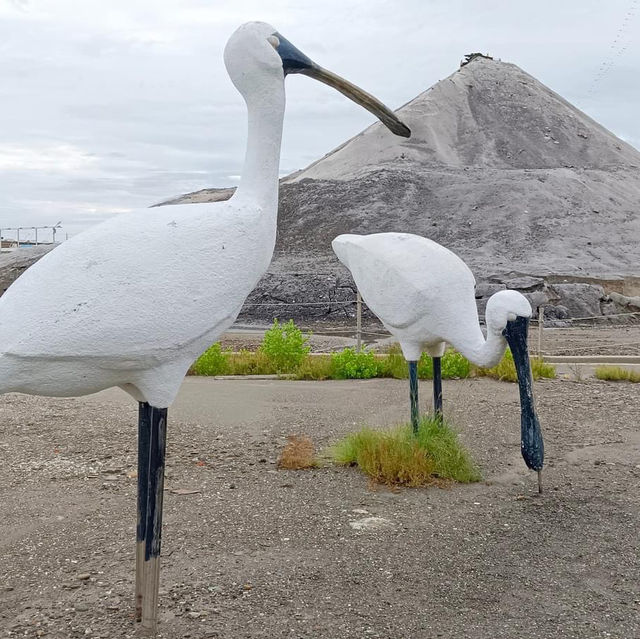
356,290 -> 362,352
537,306 -> 544,358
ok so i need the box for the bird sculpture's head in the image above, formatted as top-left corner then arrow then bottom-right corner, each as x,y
331,234 -> 360,270
224,22 -> 410,137
487,289 -> 544,481
485,289 -> 532,336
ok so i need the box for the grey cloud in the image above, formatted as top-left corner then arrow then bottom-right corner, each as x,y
0,0 -> 637,235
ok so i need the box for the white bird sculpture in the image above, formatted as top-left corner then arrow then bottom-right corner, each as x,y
0,22 -> 409,634
332,232 -> 544,491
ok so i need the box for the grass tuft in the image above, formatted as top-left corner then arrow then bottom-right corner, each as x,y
475,349 -> 556,382
293,355 -> 334,380
227,349 -> 273,375
376,344 -> 410,379
277,435 -> 317,469
595,366 -> 640,383
331,416 -> 481,487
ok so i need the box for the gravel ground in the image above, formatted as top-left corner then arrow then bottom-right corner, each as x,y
1,374 -> 639,639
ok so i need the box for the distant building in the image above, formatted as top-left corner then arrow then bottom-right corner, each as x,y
0,238 -> 18,251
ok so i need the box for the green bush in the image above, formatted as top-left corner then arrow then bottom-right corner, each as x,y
260,319 -> 311,373
441,350 -> 472,378
331,348 -> 379,379
416,350 -> 471,379
417,353 -> 433,379
192,343 -> 230,376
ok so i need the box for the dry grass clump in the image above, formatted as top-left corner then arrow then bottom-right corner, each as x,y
331,417 -> 481,487
595,366 -> 640,383
277,435 -> 317,470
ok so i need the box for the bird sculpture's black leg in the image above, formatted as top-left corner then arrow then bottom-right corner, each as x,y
432,356 -> 443,421
408,360 -> 419,434
136,402 -> 168,635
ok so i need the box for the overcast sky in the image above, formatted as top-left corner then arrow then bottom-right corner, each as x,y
1,0 -> 638,239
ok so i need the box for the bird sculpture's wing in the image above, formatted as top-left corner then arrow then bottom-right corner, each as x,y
0,201 -> 273,368
338,233 -> 476,330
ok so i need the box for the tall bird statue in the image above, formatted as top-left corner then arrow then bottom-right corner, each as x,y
0,23 -> 410,634
332,232 -> 544,492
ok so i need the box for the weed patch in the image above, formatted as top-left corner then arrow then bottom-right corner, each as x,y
191,342 -> 231,376
476,350 -> 556,382
595,366 -> 640,383
294,355 -> 334,380
376,344 -> 409,379
228,349 -> 273,375
331,416 -> 481,487
191,337 -> 554,384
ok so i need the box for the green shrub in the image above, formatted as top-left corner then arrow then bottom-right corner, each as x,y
260,319 -> 311,373
595,366 -> 640,383
331,416 -> 481,486
416,350 -> 470,379
441,350 -> 472,378
192,343 -> 230,376
331,348 -> 379,379
417,353 -> 433,379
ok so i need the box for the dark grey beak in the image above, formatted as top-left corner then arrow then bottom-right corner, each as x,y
274,33 -> 411,138
503,316 -> 545,492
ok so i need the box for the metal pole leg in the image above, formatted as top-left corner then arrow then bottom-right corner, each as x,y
408,360 -> 419,434
432,357 -> 443,420
136,402 -> 168,635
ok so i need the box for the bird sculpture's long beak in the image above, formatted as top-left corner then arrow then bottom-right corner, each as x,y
275,33 -> 411,138
502,316 -> 545,493
299,65 -> 411,137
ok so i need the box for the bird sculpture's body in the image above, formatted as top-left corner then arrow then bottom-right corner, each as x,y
0,200 -> 272,404
332,232 -> 544,490
0,22 -> 409,634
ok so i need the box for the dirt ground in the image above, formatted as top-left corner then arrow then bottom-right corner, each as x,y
1,372 -> 639,639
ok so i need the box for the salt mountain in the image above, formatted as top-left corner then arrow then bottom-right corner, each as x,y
165,56 -> 640,323
4,57 -> 638,322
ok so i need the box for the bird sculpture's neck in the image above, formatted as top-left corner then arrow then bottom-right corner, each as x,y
234,82 -> 286,211
453,324 -> 508,369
